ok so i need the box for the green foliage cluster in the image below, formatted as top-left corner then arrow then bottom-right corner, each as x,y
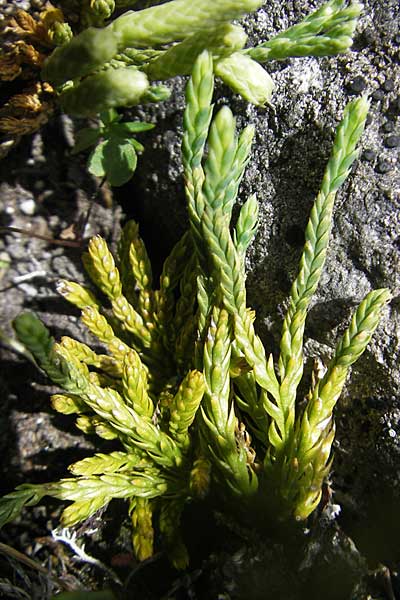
0,52 -> 390,568
72,108 -> 154,186
47,0 -> 362,115
48,0 -> 363,185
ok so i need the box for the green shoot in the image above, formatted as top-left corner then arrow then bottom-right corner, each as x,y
72,109 -> 154,186
0,52 -> 390,570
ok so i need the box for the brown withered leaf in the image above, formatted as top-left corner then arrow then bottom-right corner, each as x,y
15,41 -> 47,67
0,5 -> 64,142
42,82 -> 54,94
6,91 -> 42,114
4,6 -> 67,48
5,9 -> 38,38
0,41 -> 46,81
0,111 -> 52,135
0,115 -> 39,135
0,51 -> 22,81
3,81 -> 54,111
0,81 -> 55,135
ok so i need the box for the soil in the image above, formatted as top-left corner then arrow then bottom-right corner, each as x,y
0,1 -> 399,599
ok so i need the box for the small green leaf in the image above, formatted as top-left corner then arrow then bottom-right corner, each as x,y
71,127 -> 102,155
88,141 -> 107,178
128,138 -> 145,152
100,108 -> 120,125
140,84 -> 171,103
102,137 -> 138,186
110,121 -> 155,135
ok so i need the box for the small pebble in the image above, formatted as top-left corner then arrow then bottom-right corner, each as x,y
361,149 -> 376,162
19,283 -> 39,297
20,198 -> 36,215
383,79 -> 395,92
375,159 -> 393,174
347,76 -> 367,94
382,121 -> 395,133
384,135 -> 400,148
371,89 -> 384,101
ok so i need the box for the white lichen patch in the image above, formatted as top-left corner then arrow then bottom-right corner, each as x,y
289,58 -> 324,95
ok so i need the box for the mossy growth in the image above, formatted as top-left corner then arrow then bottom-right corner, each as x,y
0,51 -> 390,569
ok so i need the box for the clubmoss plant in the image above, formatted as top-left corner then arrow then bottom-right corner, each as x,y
1,1 -> 361,132
0,52 -> 390,567
0,0 -> 362,185
43,0 -> 362,113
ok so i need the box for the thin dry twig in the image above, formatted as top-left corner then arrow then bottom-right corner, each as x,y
0,541 -> 69,591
